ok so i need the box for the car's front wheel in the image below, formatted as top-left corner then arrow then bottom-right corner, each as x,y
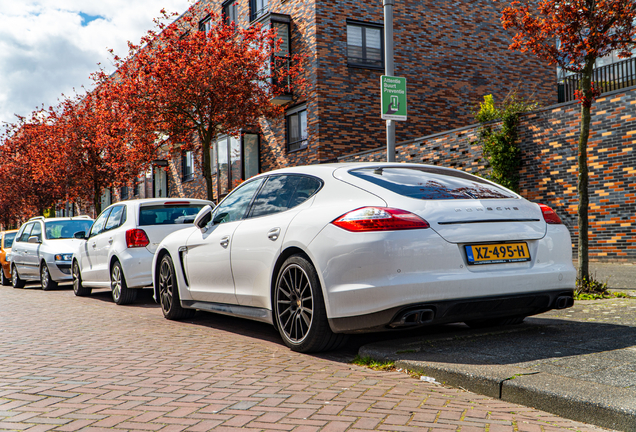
274,255 -> 347,353
158,254 -> 195,320
12,265 -> 25,288
72,261 -> 91,297
111,261 -> 136,305
40,262 -> 58,291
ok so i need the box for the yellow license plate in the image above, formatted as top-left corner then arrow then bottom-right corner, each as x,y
465,242 -> 530,265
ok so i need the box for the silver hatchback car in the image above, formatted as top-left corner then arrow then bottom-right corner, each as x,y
11,216 -> 94,290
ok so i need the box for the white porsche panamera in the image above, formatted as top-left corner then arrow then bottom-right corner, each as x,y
152,163 -> 576,353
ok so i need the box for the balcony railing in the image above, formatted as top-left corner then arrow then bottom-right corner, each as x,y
558,56 -> 636,103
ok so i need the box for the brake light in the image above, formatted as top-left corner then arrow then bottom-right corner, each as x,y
539,204 -> 562,224
164,201 -> 190,205
126,229 -> 150,248
332,207 -> 430,232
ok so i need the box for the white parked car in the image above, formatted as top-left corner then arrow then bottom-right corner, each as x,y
72,198 -> 213,304
11,216 -> 94,290
152,163 -> 576,353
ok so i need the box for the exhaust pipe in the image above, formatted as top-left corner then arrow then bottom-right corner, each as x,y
390,308 -> 435,328
555,295 -> 574,309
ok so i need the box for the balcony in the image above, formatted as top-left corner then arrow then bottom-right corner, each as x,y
558,56 -> 636,103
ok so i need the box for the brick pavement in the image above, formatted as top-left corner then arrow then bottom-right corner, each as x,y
0,286 -> 611,432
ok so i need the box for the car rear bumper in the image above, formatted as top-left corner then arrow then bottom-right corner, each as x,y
328,289 -> 574,333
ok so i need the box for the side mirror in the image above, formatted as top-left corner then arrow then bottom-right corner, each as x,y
27,236 -> 41,244
194,205 -> 213,230
74,231 -> 87,240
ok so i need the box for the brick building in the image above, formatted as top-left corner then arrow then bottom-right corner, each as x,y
114,0 -> 554,204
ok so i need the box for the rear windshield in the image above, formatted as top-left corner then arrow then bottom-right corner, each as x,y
45,220 -> 94,239
139,204 -> 206,226
349,167 -> 517,200
3,232 -> 16,248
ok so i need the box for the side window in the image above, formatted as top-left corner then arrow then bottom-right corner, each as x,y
212,178 -> 264,225
18,223 -> 34,242
89,208 -> 112,238
104,206 -> 125,231
30,222 -> 42,242
249,175 -> 321,218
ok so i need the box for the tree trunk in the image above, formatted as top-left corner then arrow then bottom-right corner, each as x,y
577,61 -> 595,283
93,181 -> 102,217
201,133 -> 214,202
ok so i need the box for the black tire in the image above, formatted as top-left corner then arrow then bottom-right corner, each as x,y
465,315 -> 526,329
1,269 -> 10,286
110,261 -> 136,305
40,262 -> 58,291
72,261 -> 92,297
274,255 -> 348,353
158,254 -> 195,320
11,265 -> 25,288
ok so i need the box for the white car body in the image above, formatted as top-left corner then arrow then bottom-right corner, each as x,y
10,216 -> 94,289
73,198 -> 213,303
152,163 -> 576,352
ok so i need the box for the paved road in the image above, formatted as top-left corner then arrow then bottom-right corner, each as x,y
0,285 -> 610,432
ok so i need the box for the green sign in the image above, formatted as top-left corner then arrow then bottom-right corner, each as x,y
381,75 -> 407,121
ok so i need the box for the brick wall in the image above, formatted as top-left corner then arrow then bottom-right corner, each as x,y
312,0 -> 556,162
339,86 -> 636,262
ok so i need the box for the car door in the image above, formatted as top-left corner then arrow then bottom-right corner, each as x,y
12,223 -> 33,277
185,178 -> 264,304
95,205 -> 126,281
80,208 -> 111,284
23,222 -> 43,278
231,175 -> 322,308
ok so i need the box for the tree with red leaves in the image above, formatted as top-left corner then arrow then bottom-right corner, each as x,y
0,109 -> 67,223
101,6 -> 305,201
502,0 -> 636,283
53,90 -> 157,214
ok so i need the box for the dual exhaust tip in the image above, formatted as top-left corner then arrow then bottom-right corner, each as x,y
555,295 -> 574,309
389,294 -> 574,328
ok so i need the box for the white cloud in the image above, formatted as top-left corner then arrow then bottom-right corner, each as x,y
0,0 -> 194,126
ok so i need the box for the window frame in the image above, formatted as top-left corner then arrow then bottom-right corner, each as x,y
222,0 -> 238,26
182,149 -> 194,182
286,104 -> 308,152
346,20 -> 385,70
249,0 -> 269,21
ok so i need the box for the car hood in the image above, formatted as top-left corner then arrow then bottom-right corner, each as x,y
43,239 -> 86,253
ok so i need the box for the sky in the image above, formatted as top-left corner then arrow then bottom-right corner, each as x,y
0,0 -> 194,127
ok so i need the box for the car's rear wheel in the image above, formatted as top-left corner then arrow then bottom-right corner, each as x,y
40,262 -> 58,291
72,261 -> 91,297
11,265 -> 25,288
111,261 -> 136,305
158,254 -> 195,320
274,255 -> 347,353
1,269 -> 10,286
465,315 -> 526,329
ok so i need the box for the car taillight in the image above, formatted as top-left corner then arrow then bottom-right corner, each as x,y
539,204 -> 563,224
332,207 -> 430,232
126,229 -> 150,248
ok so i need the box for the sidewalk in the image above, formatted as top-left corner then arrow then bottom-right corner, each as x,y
359,263 -> 636,432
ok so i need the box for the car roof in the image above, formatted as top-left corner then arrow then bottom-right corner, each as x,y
27,216 -> 93,223
109,198 -> 213,206
253,162 -> 466,177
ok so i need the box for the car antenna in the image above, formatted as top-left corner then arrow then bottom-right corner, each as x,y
373,168 -> 383,175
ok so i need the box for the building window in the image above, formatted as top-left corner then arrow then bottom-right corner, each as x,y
286,105 -> 308,151
214,133 -> 260,198
120,186 -> 129,201
347,21 -> 383,69
182,150 -> 194,182
250,0 -> 268,21
223,0 -> 238,26
154,167 -> 168,197
199,16 -> 212,33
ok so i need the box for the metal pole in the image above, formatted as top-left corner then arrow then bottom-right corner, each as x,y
384,0 -> 395,162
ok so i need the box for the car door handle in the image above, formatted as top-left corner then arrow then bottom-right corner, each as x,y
268,228 -> 281,241
220,236 -> 230,248
92,242 -> 96,248
108,238 -> 113,244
